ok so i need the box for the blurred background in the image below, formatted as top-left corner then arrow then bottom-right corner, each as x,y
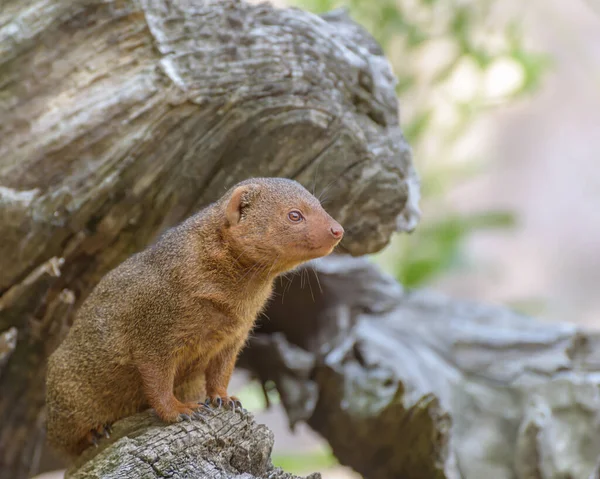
236,0 -> 600,477
34,0 -> 600,477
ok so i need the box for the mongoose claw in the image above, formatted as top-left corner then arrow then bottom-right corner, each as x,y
200,402 -> 215,414
235,404 -> 248,415
205,395 -> 241,411
228,398 -> 244,414
179,413 -> 193,422
205,397 -> 223,408
192,410 -> 207,420
229,399 -> 245,413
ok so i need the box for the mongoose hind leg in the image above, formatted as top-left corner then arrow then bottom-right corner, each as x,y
84,423 -> 113,447
53,419 -> 110,457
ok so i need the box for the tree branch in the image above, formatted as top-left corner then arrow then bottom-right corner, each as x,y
65,410 -> 320,479
243,256 -> 600,479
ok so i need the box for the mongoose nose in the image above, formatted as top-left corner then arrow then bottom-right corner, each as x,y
330,225 -> 344,239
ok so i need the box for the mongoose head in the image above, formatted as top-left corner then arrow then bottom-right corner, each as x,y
222,177 -> 344,273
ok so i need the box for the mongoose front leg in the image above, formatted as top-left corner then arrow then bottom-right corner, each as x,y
138,360 -> 202,422
205,340 -> 244,411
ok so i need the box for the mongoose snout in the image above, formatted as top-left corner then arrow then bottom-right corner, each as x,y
330,223 -> 344,239
45,177 -> 343,458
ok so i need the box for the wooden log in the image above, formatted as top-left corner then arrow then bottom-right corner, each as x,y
64,410 -> 320,479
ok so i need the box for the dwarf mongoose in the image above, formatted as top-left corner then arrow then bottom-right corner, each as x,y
46,177 -> 344,457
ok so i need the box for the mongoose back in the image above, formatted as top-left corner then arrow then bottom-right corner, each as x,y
46,177 -> 344,457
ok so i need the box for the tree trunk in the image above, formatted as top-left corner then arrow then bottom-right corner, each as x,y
64,410 -> 320,479
0,0 -> 417,477
243,256 -> 600,479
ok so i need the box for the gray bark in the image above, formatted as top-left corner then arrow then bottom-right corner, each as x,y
243,256 -> 600,479
64,410 -> 320,479
0,0 -> 416,477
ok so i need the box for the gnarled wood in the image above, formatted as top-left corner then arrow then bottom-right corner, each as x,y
0,1 -> 417,477
243,256 -> 600,479
65,410 -> 319,479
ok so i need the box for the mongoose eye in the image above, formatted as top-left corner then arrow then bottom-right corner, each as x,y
287,210 -> 304,223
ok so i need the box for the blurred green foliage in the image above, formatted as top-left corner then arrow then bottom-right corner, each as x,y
394,211 -> 515,286
272,450 -> 339,474
293,0 -> 550,288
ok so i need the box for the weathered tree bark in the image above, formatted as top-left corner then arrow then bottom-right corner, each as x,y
64,410 -> 320,479
243,256 -> 600,479
0,0 -> 417,477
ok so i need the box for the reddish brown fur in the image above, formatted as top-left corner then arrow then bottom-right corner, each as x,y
45,177 -> 343,458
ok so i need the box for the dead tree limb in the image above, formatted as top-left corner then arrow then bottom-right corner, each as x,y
243,256 -> 600,479
0,0 -> 417,477
64,410 -> 319,479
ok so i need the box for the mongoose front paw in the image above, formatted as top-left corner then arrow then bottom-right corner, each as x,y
204,395 -> 244,413
180,401 -> 215,421
156,401 -> 205,423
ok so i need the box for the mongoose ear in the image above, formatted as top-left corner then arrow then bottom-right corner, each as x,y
226,184 -> 260,225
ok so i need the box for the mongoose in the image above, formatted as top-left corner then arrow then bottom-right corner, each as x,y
45,177 -> 344,457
